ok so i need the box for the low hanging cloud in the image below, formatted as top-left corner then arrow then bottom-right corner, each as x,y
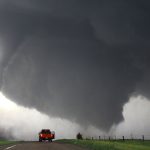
0,92 -> 150,140
0,0 -> 150,138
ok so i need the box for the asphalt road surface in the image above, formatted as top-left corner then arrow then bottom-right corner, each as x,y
2,142 -> 88,150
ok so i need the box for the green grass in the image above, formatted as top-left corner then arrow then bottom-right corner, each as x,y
0,140 -> 18,146
56,139 -> 150,150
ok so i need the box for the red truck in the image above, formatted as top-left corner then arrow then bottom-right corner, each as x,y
39,129 -> 55,142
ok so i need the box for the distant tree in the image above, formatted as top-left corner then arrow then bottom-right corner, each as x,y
76,132 -> 83,140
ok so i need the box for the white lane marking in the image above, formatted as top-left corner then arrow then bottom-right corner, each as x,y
5,145 -> 16,150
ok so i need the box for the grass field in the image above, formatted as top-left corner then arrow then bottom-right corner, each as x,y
0,140 -> 18,146
57,139 -> 150,150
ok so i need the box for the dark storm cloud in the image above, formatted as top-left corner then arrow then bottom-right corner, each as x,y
0,0 -> 150,130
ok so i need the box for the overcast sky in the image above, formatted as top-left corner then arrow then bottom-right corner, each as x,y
0,0 -> 150,140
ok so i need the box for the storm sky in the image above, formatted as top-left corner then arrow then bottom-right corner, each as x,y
0,0 -> 150,139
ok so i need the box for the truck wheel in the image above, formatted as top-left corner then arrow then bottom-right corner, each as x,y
39,138 -> 42,142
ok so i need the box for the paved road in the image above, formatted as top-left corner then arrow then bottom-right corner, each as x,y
2,142 -> 88,150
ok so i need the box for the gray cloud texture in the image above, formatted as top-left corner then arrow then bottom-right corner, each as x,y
0,0 -> 150,131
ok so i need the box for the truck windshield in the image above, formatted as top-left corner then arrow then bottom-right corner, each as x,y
41,130 -> 51,134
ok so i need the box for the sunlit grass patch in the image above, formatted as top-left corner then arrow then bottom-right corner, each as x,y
0,140 -> 18,146
57,139 -> 150,150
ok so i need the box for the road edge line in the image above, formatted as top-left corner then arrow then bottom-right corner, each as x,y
5,145 -> 16,150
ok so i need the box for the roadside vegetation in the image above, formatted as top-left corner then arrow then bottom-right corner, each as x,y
0,140 -> 18,146
57,139 -> 150,150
